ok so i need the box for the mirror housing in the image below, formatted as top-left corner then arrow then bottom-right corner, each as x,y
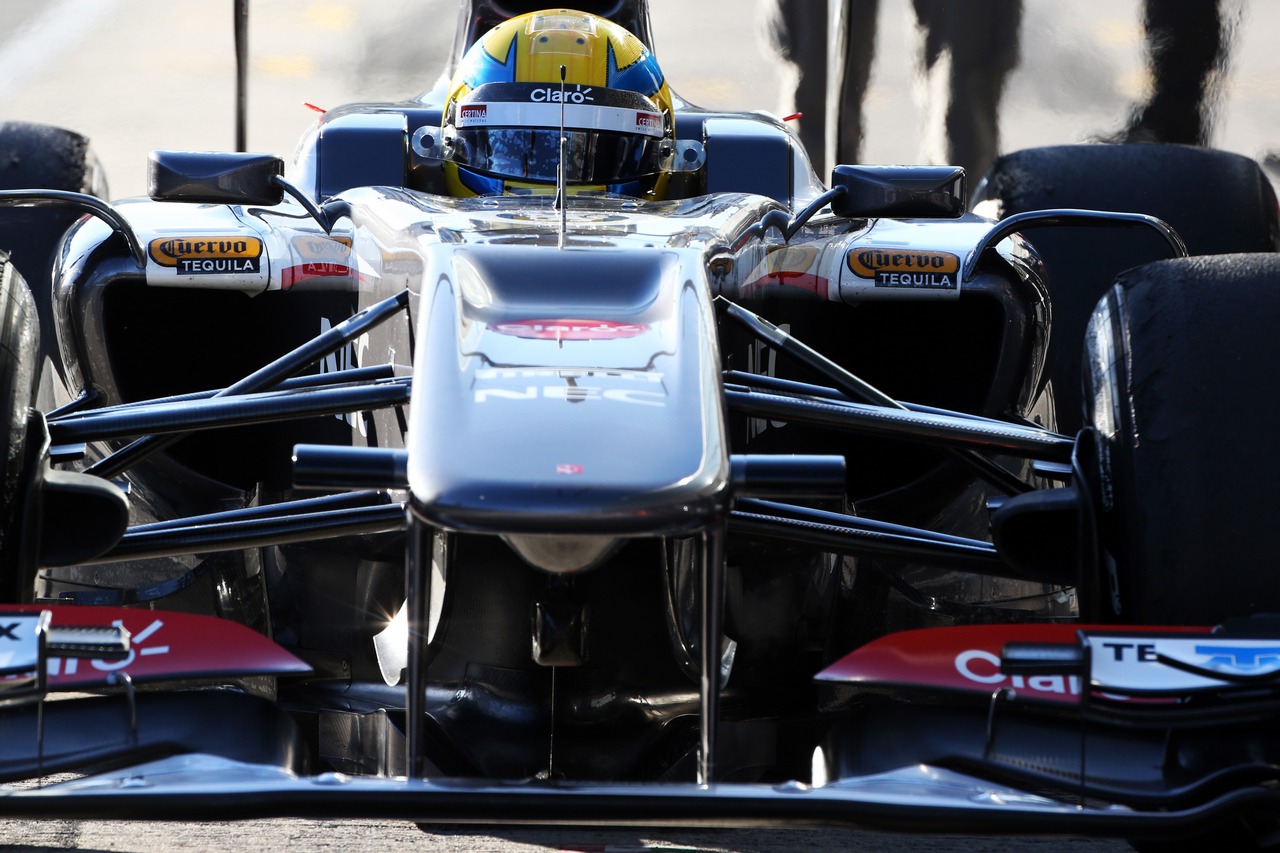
149,150 -> 285,204
830,165 -> 965,219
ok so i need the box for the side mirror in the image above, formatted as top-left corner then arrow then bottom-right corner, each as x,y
149,150 -> 285,204
830,165 -> 965,219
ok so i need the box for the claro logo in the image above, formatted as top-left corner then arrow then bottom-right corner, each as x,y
530,86 -> 594,103
954,648 -> 1081,697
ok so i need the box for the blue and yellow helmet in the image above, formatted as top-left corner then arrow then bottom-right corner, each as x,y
442,9 -> 675,199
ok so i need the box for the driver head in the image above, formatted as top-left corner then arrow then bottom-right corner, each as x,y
441,9 -> 674,199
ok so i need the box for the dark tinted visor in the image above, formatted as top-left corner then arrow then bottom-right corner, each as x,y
447,82 -> 668,184
448,127 -> 667,184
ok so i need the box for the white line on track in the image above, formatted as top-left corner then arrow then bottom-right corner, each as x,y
0,0 -> 122,105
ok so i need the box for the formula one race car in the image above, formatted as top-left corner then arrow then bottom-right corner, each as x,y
1,1 -> 1280,848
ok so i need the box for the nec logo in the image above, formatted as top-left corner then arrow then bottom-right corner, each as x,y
1194,645 -> 1280,672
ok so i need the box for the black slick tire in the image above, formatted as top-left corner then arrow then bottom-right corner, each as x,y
0,254 -> 40,600
1084,253 -> 1280,625
0,121 -> 107,374
974,143 -> 1280,434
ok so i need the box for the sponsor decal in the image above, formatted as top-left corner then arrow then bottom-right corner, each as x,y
149,235 -> 263,275
636,112 -> 661,131
46,616 -> 169,677
744,245 -> 828,299
1194,644 -> 1280,671
556,464 -> 585,475
953,647 -> 1082,699
292,234 -> 352,261
473,368 -> 666,407
490,318 -> 648,341
460,104 -> 487,121
319,316 -> 370,436
530,85 -> 594,103
475,386 -> 666,407
817,624 -> 1209,706
846,247 -> 959,290
1,606 -> 308,688
0,614 -> 38,675
282,235 -> 354,288
475,368 -> 662,381
1089,635 -> 1280,693
745,271 -> 829,299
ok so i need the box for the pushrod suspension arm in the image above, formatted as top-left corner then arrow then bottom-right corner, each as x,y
84,290 -> 410,478
725,388 -> 1073,461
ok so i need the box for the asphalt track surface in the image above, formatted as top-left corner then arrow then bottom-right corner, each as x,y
0,0 -> 1277,850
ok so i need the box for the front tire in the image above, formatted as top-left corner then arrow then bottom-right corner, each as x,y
1084,254 -> 1280,625
0,121 -> 108,379
0,255 -> 41,600
975,143 -> 1280,433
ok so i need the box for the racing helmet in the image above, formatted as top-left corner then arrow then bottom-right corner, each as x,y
441,9 -> 675,199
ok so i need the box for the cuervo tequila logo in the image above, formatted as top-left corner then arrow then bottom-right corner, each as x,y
149,236 -> 263,275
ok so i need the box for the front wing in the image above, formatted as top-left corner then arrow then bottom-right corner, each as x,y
0,755 -> 1272,841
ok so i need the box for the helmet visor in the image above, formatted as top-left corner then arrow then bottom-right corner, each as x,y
448,127 -> 667,184
447,83 -> 669,185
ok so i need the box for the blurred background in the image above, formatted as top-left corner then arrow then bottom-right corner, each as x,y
0,0 -> 1276,200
